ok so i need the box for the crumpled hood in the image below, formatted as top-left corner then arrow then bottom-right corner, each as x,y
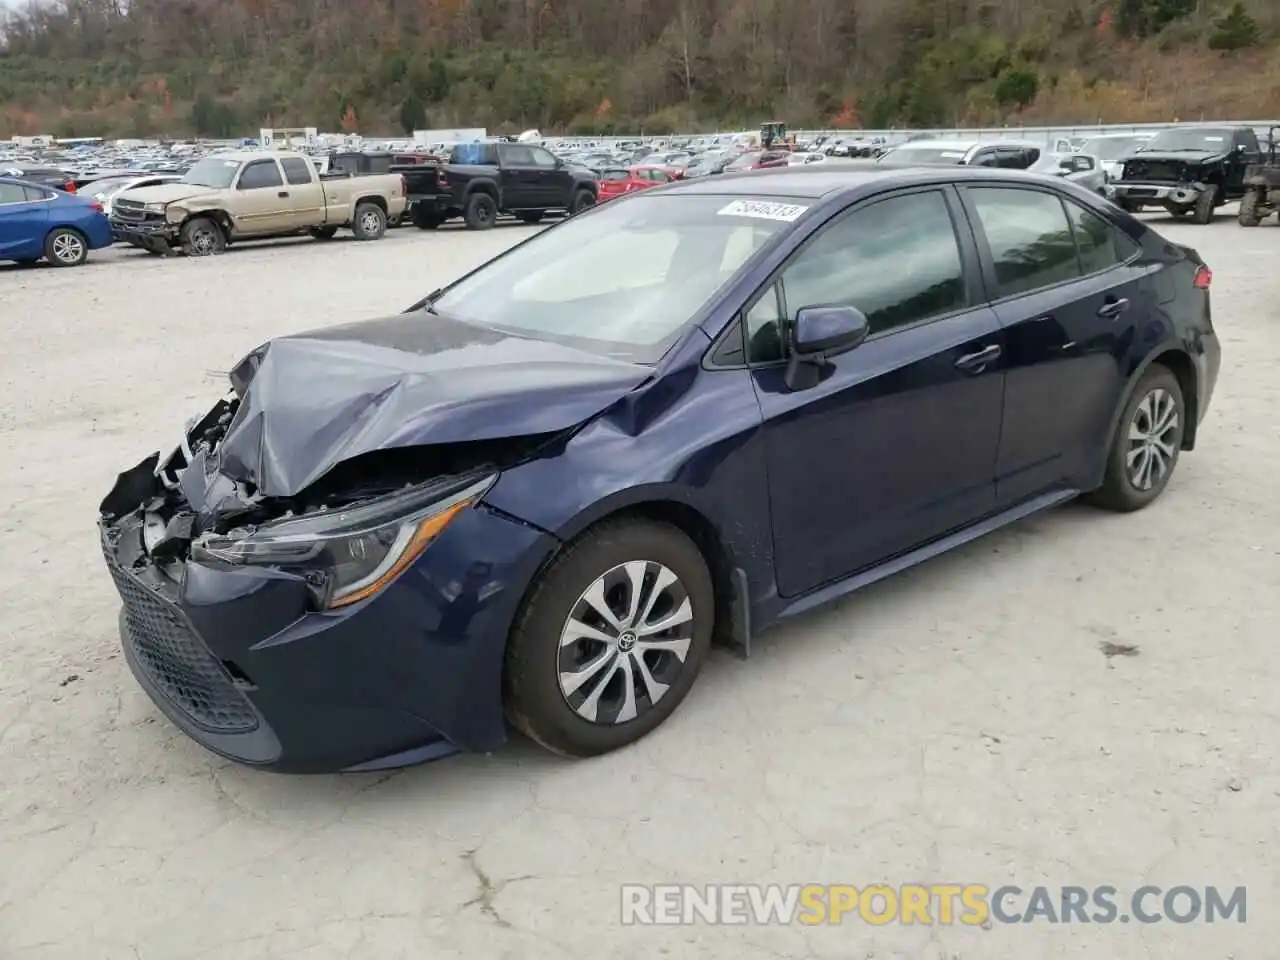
117,182 -> 215,205
212,312 -> 652,498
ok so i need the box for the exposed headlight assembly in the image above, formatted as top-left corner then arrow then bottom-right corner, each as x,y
192,473 -> 496,608
143,202 -> 167,214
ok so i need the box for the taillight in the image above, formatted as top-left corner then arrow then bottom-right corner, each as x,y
1193,265 -> 1212,289
400,174 -> 408,196
65,182 -> 77,194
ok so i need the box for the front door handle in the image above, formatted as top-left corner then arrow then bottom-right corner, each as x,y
277,191 -> 290,198
1097,297 -> 1130,318
954,344 -> 1001,373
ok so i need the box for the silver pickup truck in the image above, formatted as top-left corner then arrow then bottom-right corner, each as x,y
110,149 -> 409,256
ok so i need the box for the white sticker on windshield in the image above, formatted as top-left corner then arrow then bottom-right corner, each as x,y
717,199 -> 807,222
1203,136 -> 1224,141
940,151 -> 967,158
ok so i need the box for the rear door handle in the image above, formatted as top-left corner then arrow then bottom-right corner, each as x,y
955,344 -> 1001,373
1097,297 -> 1130,318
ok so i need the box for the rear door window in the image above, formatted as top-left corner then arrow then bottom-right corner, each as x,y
281,157 -> 314,185
967,186 -> 1080,297
1062,198 -> 1130,275
0,182 -> 28,204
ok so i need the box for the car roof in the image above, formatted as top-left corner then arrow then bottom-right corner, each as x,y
661,164 -> 1075,199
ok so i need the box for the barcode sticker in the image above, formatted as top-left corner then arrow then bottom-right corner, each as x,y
717,199 -> 807,221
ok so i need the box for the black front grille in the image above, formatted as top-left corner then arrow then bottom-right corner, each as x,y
113,199 -> 146,221
105,547 -> 257,734
1123,160 -> 1184,182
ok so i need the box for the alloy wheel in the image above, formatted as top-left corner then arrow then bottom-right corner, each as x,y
191,228 -> 217,255
1126,387 -> 1179,491
52,233 -> 84,263
360,211 -> 381,234
556,560 -> 695,725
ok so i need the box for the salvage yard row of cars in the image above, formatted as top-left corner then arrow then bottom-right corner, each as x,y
3,122 -> 1279,268
98,163 -> 1221,772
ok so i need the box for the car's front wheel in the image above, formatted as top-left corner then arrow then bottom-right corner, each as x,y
1087,365 -> 1185,512
505,519 -> 714,757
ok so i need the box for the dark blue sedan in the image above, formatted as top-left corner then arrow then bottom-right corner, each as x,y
98,166 -> 1221,772
0,176 -> 113,266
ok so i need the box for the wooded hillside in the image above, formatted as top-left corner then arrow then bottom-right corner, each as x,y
1,0 -> 1278,137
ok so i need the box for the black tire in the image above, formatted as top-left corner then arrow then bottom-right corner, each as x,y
569,188 -> 596,216
504,519 -> 715,758
516,210 -> 546,224
1238,189 -> 1262,226
180,217 -> 225,257
1085,366 -> 1185,513
43,227 -> 88,267
464,192 -> 498,230
351,202 -> 387,240
310,226 -> 339,241
412,206 -> 442,230
1191,184 -> 1217,224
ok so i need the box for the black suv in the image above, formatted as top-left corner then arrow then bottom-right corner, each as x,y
1109,126 -> 1260,223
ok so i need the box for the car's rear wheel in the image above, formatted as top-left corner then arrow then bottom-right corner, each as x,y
44,227 -> 88,267
352,203 -> 387,240
180,217 -> 225,256
1086,366 -> 1185,512
569,188 -> 596,216
505,519 -> 714,758
464,192 -> 498,230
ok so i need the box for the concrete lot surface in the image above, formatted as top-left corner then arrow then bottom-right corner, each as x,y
1,213 -> 1276,959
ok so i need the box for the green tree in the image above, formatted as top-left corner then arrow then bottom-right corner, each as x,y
1117,0 -> 1197,38
398,93 -> 426,134
994,66 -> 1039,108
191,92 -> 239,137
1209,3 -> 1262,51
130,101 -> 153,136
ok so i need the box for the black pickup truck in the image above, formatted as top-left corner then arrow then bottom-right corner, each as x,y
1108,125 -> 1261,223
400,142 -> 599,230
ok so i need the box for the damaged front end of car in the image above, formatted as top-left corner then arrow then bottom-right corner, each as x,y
98,390 -> 565,771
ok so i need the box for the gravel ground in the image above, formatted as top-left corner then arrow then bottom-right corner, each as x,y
1,211 -> 1277,959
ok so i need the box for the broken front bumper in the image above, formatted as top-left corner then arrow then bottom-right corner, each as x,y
109,217 -> 178,253
1108,181 -> 1207,207
99,459 -> 557,772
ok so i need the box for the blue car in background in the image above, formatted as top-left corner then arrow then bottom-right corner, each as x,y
0,177 -> 113,267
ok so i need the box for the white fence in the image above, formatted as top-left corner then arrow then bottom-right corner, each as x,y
790,120 -> 1279,145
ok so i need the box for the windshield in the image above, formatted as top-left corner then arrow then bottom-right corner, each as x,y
1080,136 -> 1147,160
429,194 -> 806,362
181,158 -> 241,188
1140,129 -> 1233,153
879,147 -> 969,165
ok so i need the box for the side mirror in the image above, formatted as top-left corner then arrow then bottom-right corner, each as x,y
785,305 -> 870,390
